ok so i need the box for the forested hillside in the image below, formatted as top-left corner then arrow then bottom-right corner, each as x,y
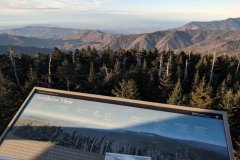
0,47 -> 239,158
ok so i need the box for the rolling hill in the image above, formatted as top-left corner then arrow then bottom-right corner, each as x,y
0,33 -> 60,48
0,45 -> 52,55
0,26 -> 81,39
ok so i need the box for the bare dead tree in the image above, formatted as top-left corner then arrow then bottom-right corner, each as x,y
166,54 -> 172,77
184,59 -> 188,81
104,65 -> 109,79
136,52 -> 142,65
29,64 -> 34,81
209,52 -> 216,84
48,54 -> 52,87
104,140 -> 110,153
189,47 -> 192,62
8,46 -> 20,87
72,51 -> 75,65
159,54 -> 163,77
235,55 -> 240,77
90,137 -> 97,152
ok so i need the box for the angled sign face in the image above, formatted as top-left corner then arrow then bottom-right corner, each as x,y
0,87 -> 234,160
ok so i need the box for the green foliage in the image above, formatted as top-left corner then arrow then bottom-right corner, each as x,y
85,63 -> 98,93
22,65 -> 40,94
167,79 -> 183,105
158,53 -> 174,102
159,73 -> 173,102
56,59 -> 75,90
190,77 -> 213,109
0,71 -> 22,133
112,79 -> 140,99
229,90 -> 240,159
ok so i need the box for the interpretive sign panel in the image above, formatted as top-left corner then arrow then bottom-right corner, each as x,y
0,87 -> 234,160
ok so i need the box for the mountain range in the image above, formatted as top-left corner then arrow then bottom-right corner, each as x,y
177,18 -> 240,31
0,18 -> 240,55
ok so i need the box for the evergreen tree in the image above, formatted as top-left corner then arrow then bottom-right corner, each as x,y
52,47 -> 64,61
229,90 -> 240,158
85,63 -> 98,93
88,63 -> 96,85
23,65 -> 39,93
112,79 -> 140,99
190,77 -> 213,109
159,53 -> 174,102
99,63 -> 111,82
74,63 -> 84,91
167,79 -> 183,105
99,64 -> 114,95
226,74 -> 233,87
219,89 -> 235,111
0,71 -> 8,106
218,80 -> 228,97
57,59 -> 75,91
0,71 -> 21,133
159,73 -> 173,102
192,70 -> 199,89
195,55 -> 211,78
113,60 -> 122,76
216,80 -> 230,110
0,72 -> 8,132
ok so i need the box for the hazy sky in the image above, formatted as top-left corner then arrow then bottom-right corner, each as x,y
0,0 -> 239,32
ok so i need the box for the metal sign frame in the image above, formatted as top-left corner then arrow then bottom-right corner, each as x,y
0,87 -> 235,160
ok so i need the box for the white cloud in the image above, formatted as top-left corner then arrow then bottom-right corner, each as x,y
0,0 -> 112,10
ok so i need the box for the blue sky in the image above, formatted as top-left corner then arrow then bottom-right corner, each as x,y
18,93 -> 228,147
0,0 -> 239,32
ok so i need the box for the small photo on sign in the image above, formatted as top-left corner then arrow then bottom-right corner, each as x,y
105,153 -> 151,160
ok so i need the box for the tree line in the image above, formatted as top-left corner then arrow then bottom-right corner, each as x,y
0,46 -> 239,158
14,121 -> 217,160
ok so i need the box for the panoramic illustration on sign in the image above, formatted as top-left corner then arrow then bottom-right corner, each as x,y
6,93 -> 229,160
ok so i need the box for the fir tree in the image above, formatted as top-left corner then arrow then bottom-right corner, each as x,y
85,63 -> 98,93
57,59 -> 74,91
0,71 -> 21,133
0,71 -> 8,103
229,90 -> 240,158
219,89 -> 235,111
23,65 -> 39,93
216,80 -> 230,110
74,63 -> 83,91
88,63 -> 96,85
190,77 -> 213,109
112,79 -> 140,99
113,60 -> 122,76
167,79 -> 183,105
192,70 -> 199,89
159,73 -> 173,102
99,63 -> 111,82
159,53 -> 174,102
